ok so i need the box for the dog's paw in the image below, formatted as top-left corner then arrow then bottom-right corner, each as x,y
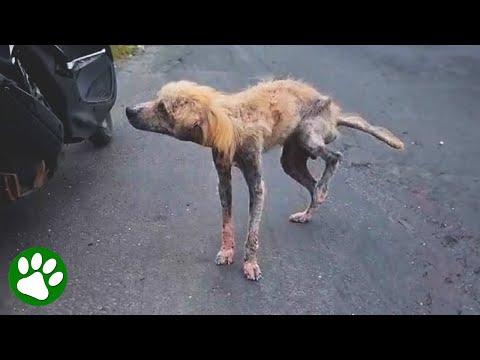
289,211 -> 312,224
243,261 -> 262,281
215,248 -> 235,265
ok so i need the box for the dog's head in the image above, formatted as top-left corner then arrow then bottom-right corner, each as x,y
126,81 -> 236,158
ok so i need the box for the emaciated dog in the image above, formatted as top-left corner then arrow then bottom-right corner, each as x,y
126,79 -> 404,281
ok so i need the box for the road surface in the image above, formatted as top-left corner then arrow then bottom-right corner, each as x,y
1,45 -> 479,314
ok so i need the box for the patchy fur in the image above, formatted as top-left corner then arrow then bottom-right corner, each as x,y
126,78 -> 405,281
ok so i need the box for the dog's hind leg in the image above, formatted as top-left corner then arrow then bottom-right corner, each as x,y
300,124 -> 343,211
313,145 -> 342,206
212,150 -> 235,265
282,124 -> 343,223
236,148 -> 265,281
302,134 -> 342,207
281,137 -> 318,223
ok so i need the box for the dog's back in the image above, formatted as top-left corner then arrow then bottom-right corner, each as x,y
224,79 -> 403,152
226,79 -> 331,150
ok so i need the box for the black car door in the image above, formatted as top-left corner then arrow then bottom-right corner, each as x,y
13,45 -> 117,143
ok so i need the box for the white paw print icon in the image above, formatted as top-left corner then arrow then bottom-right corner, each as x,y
16,252 -> 64,301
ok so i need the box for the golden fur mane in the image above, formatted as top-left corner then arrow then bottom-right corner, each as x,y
160,81 -> 237,159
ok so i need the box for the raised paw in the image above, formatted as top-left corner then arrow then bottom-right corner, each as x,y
243,261 -> 262,281
215,248 -> 235,265
289,211 -> 312,224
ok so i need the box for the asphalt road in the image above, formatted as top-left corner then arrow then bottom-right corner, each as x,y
1,45 -> 479,315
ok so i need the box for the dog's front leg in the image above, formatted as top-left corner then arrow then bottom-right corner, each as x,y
213,150 -> 235,265
238,153 -> 265,281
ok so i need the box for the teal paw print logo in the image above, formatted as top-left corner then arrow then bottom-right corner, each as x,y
8,247 -> 68,306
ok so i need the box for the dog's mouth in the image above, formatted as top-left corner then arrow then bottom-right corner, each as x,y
126,106 -> 153,131
127,115 -> 171,136
152,127 -> 171,135
126,105 -> 174,137
126,115 -> 150,131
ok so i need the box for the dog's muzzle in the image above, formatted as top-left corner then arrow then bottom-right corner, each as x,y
126,105 -> 146,130
126,106 -> 140,120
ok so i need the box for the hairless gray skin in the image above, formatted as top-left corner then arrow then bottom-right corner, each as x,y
126,79 -> 404,281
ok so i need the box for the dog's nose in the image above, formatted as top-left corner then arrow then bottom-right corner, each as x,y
126,106 -> 138,119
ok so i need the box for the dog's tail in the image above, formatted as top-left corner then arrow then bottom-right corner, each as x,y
337,114 -> 405,150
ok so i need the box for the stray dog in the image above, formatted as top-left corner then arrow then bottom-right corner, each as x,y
126,79 -> 404,281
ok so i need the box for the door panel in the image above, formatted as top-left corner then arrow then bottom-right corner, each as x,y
13,45 -> 117,142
